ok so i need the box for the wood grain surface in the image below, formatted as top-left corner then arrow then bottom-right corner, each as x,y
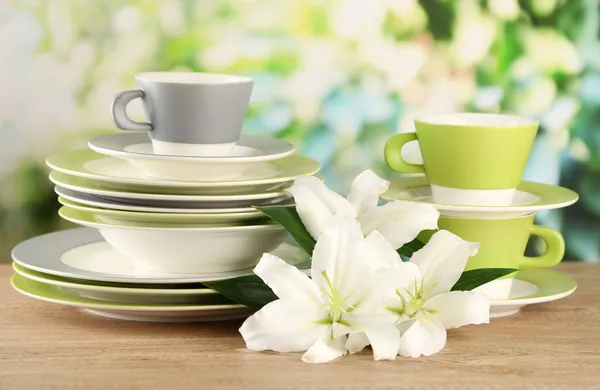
1,263 -> 599,390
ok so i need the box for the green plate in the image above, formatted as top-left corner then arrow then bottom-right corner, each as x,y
11,273 -> 245,311
57,196 -> 269,226
46,149 -> 319,195
12,262 -> 227,305
49,170 -> 288,203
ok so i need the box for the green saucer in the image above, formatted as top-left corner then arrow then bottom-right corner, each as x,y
382,176 -> 578,215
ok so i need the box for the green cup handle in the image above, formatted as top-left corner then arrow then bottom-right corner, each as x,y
384,133 -> 425,174
520,224 -> 565,268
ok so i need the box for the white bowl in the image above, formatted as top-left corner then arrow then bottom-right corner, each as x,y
59,207 -> 287,274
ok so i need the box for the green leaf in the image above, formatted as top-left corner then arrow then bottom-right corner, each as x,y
204,275 -> 277,309
451,268 -> 518,291
256,204 -> 316,254
397,238 -> 425,258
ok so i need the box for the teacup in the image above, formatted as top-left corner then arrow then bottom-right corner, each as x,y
384,113 -> 538,206
111,72 -> 253,157
419,213 -> 564,299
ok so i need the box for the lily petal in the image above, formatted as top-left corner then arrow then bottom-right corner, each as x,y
360,201 -> 440,249
346,170 -> 390,215
254,253 -> 324,304
345,332 -> 370,355
310,216 -> 370,302
286,176 -> 357,240
240,298 -> 329,353
301,336 -> 347,363
358,263 -> 422,312
363,231 -> 403,270
397,314 -> 447,358
344,314 -> 400,361
410,230 -> 480,298
423,291 -> 490,329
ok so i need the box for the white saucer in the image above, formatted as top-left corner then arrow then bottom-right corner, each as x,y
382,176 -> 579,217
46,149 -> 319,195
88,133 -> 296,181
49,171 -> 288,205
11,228 -> 309,284
54,186 -> 275,214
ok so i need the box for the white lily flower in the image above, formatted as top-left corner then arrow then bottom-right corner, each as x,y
384,230 -> 491,358
239,216 -> 421,363
286,170 -> 440,249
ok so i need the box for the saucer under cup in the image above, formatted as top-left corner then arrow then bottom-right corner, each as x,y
88,133 -> 296,181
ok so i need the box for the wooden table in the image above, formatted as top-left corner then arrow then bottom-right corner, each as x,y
1,263 -> 599,389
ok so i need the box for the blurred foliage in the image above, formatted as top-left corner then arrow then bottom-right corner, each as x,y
1,0 -> 599,262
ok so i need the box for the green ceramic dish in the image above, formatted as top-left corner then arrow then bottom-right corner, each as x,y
382,176 -> 578,215
46,149 -> 319,195
10,273 -> 245,310
49,171 -> 288,203
57,196 -> 269,226
12,262 -> 227,305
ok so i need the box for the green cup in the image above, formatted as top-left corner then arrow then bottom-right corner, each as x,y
384,113 -> 539,206
419,213 -> 564,299
420,213 -> 564,271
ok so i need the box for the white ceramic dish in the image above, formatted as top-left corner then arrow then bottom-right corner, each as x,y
57,197 -> 269,226
12,228 -> 309,284
12,262 -> 225,305
54,186 -> 276,214
88,133 -> 296,181
46,149 -> 319,195
50,171 -> 288,206
11,274 -> 253,322
59,207 -> 287,274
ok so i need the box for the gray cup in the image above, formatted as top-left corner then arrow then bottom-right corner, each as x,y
111,72 -> 254,156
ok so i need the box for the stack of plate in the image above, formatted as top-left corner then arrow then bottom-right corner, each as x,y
10,132 -> 319,322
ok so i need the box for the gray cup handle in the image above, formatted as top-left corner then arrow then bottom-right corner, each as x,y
111,90 -> 152,131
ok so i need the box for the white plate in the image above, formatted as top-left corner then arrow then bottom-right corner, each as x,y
55,186 -> 276,214
11,273 -> 253,322
89,133 -> 297,181
50,171 -> 288,205
12,228 -> 309,284
46,149 -> 319,195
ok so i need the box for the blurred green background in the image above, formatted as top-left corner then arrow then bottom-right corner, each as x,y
1,0 -> 599,262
